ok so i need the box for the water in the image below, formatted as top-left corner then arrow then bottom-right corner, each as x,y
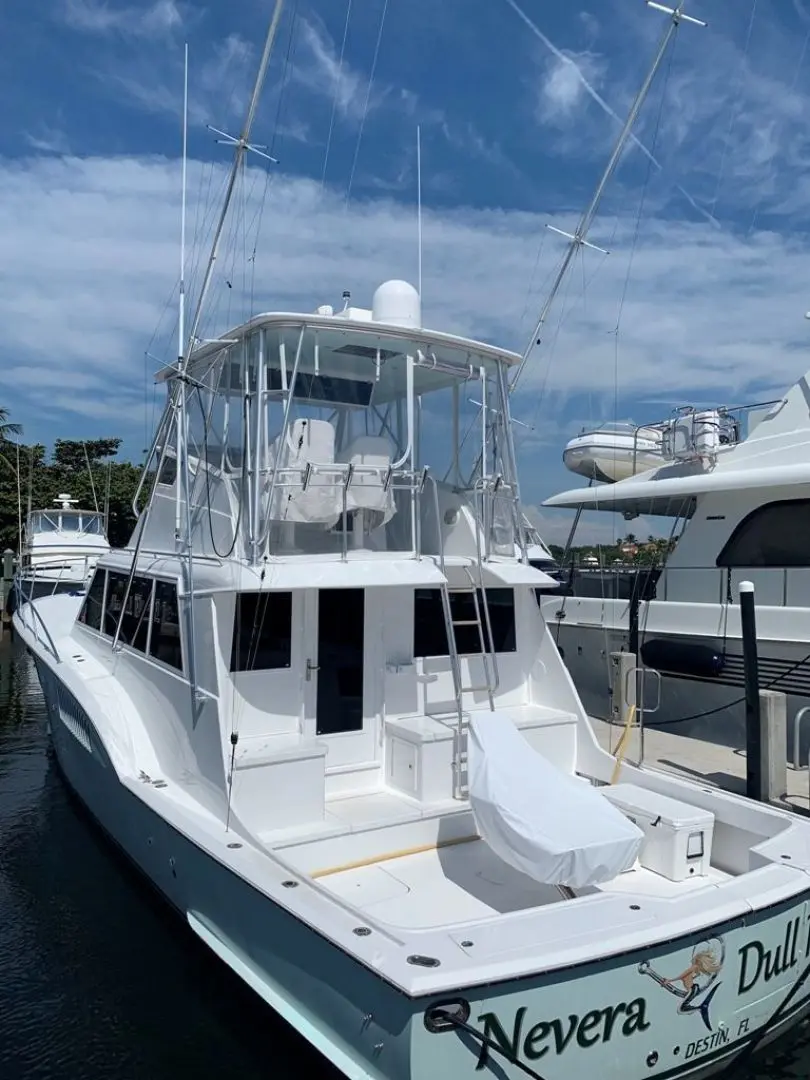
0,635 -> 808,1080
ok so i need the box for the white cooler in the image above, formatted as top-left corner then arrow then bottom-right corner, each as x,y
602,783 -> 715,881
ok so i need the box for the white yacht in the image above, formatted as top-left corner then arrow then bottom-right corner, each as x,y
14,3 -> 810,1075
12,493 -> 110,607
542,382 -> 810,761
14,281 -> 810,1080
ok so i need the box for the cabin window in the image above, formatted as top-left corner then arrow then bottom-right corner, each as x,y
119,575 -> 153,652
230,591 -> 292,672
103,571 -> 128,637
157,455 -> 177,486
102,571 -> 153,652
79,570 -> 106,631
149,581 -> 183,671
413,588 -> 517,657
716,500 -> 810,568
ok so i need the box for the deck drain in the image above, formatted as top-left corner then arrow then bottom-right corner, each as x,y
354,927 -> 372,937
227,842 -> 242,849
630,904 -> 641,911
282,880 -> 299,888
460,940 -> 474,948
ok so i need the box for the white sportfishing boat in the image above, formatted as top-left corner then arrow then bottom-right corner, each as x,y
12,493 -> 110,606
14,3 -> 810,1078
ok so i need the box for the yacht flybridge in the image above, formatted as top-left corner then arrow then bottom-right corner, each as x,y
12,493 -> 110,606
15,281 -> 810,1080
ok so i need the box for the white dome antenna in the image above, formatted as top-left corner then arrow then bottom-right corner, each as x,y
372,280 -> 421,328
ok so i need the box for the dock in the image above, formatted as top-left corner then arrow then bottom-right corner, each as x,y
593,716 -> 810,816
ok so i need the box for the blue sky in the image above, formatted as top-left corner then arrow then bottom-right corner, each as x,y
3,0 -> 810,541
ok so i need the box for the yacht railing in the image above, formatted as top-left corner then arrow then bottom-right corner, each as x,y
558,563 -> 810,610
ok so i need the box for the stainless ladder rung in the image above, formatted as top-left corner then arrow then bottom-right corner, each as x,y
452,618 -> 481,627
461,684 -> 491,693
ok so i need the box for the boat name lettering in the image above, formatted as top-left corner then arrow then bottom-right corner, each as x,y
684,1027 -> 729,1060
737,915 -> 804,996
475,998 -> 650,1070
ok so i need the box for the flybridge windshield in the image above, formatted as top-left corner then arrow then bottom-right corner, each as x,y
146,314 -> 525,564
28,511 -> 104,534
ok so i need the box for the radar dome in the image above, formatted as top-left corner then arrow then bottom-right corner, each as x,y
371,280 -> 421,329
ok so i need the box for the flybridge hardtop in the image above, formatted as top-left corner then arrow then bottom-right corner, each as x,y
159,299 -> 523,383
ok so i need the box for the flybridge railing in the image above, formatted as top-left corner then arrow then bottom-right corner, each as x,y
563,564 -> 810,609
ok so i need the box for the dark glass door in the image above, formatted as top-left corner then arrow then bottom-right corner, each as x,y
316,589 -> 364,735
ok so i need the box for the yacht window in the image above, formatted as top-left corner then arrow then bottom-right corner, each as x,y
102,571 -> 152,652
60,513 -> 81,531
413,588 -> 517,657
230,592 -> 292,672
79,570 -> 106,631
103,571 -> 127,637
157,455 -> 177,486
120,575 -> 153,652
716,500 -> 810,568
149,581 -> 183,671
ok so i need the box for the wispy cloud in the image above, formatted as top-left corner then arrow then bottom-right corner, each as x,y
294,16 -> 371,124
537,49 -> 607,126
25,126 -> 71,155
62,0 -> 183,39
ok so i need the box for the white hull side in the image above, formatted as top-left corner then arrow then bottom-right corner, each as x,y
28,653 -> 810,1080
32,656 -> 413,1080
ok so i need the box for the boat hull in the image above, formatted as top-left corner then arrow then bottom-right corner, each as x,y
27,651 -> 810,1080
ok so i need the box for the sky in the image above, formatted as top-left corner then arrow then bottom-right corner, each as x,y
3,0 -> 810,543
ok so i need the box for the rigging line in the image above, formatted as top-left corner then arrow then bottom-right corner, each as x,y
321,0 -> 353,192
709,0 -> 758,218
611,23 -> 678,447
345,0 -> 389,208
250,0 -> 299,310
518,226 -> 548,329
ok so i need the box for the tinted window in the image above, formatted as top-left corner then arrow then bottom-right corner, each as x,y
79,570 -> 105,631
414,588 -> 517,657
230,592 -> 292,672
717,500 -> 810,568
103,571 -> 128,637
120,576 -> 153,652
60,514 -> 80,531
149,581 -> 183,671
102,571 -> 152,652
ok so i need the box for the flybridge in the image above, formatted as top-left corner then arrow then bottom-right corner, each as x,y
137,280 -> 528,569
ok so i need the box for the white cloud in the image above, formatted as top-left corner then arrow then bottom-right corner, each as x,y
25,127 -> 71,155
294,17 -> 371,124
62,0 -> 182,39
3,153 -> 810,510
538,50 -> 607,124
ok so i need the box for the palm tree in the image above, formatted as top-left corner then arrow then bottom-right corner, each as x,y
0,408 -> 22,478
0,408 -> 21,443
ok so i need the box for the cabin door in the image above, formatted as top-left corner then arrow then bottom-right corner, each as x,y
304,588 -> 377,768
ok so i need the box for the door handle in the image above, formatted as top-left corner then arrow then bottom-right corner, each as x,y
306,659 -> 319,681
